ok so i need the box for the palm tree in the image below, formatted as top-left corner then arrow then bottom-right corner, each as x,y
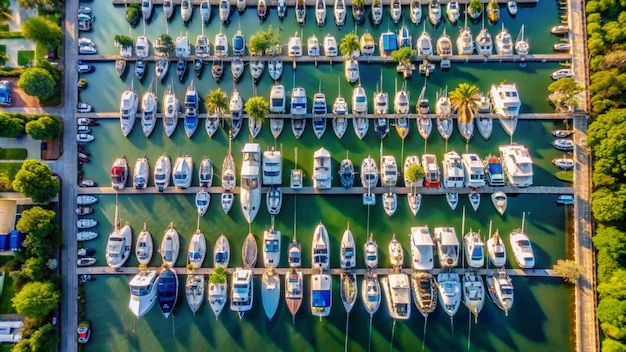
340,33 -> 359,58
205,88 -> 228,119
244,96 -> 269,123
449,83 -> 482,125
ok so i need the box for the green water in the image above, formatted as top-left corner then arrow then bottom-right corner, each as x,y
78,1 -> 574,351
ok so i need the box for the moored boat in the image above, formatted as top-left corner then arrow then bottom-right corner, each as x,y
311,273 -> 332,318
509,212 -> 535,268
362,272 -> 381,316
437,271 -> 461,317
381,273 -> 411,320
129,269 -> 158,318
340,271 -> 358,313
242,232 -> 258,268
230,268 -> 253,319
411,271 -> 437,317
188,230 -> 206,269
312,223 -> 330,270
120,82 -> 138,137
285,269 -> 303,321
159,223 -> 179,268
389,233 -> 404,268
491,191 -> 507,215
340,228 -> 356,269
111,157 -> 129,190
485,269 -> 514,315
172,154 -> 193,189
162,82 -> 179,137
154,153 -> 171,192
487,228 -> 506,267
240,143 -> 261,223
157,268 -> 179,318
463,270 -> 485,322
214,234 -> 230,268
141,79 -> 157,137
185,274 -> 204,314
263,227 -> 281,268
208,266 -> 228,319
135,223 -> 153,266
261,269 -> 281,320
105,198 -> 132,269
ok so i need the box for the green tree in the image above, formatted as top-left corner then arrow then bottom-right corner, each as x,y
244,96 -> 269,122
597,297 -> 626,341
126,3 -> 141,25
17,0 -> 57,10
404,163 -> 425,185
16,206 -> 57,238
547,77 -> 583,112
21,17 -> 61,51
449,83 -> 482,125
468,0 -> 482,14
593,224 -> 626,263
29,323 -> 58,352
210,266 -> 227,284
248,25 -> 281,55
588,109 -> 626,178
12,160 -> 59,204
12,339 -> 31,352
597,250 -> 621,284
155,34 -> 174,56
21,257 -> 50,282
114,34 -> 134,47
12,281 -> 60,323
0,175 -> 10,191
0,51 -> 8,66
591,187 -> 626,223
390,47 -> 416,64
598,269 -> 626,300
340,33 -> 359,58
552,259 -> 581,284
602,338 -> 626,352
0,114 -> 25,138
17,67 -> 56,100
589,69 -> 626,114
25,116 -> 62,140
204,88 -> 228,118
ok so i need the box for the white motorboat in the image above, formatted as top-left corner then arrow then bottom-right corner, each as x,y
230,90 -> 243,138
174,34 -> 191,60
257,0 -> 268,20
422,154 -> 441,188
352,85 -> 368,139
172,154 -> 192,189
312,147 -> 332,190
312,92 -> 327,139
375,117 -> 390,139
214,234 -> 230,268
495,23 -> 513,55
381,273 -> 411,320
231,57 -> 244,82
469,188 -> 481,211
214,32 -> 228,57
315,0 -> 326,26
262,147 -> 282,186
198,157 -> 213,188
551,24 -> 570,34
515,24 -> 529,56
230,268 -> 253,319
268,59 -> 283,81
434,226 -> 459,268
288,235 -> 302,268
157,268 -> 178,319
240,143 -> 261,224
307,35 -> 320,57
221,192 -> 234,214
162,82 -> 179,137
363,234 -> 378,269
338,156 -> 355,188
446,0 -> 460,23
437,28 -> 453,56
180,0 -> 192,22
163,0 -> 174,19
77,218 -> 97,229
371,0 -> 383,24
208,267 -> 228,319
200,0 -> 211,23
135,35 -> 150,58
311,273 -> 332,318
360,30 -> 375,56
490,83 -> 521,136
340,271 -> 358,314
461,153 -> 486,188
140,79 -> 157,137
499,144 -> 533,187
323,34 -> 338,57
185,273 -> 204,315
270,84 -> 286,116
285,269 -> 303,321
332,95 -> 349,138
345,59 -> 359,83
381,155 -> 398,187
389,233 -> 404,268
135,224 -> 153,265
133,156 -> 149,190
375,89 -> 389,115
410,0 -> 422,24
476,27 -> 493,56
160,223 -> 180,268
416,25 -> 433,56
111,157 -> 129,190
219,0 -> 230,24
183,81 -> 199,138
263,227 -> 281,268
237,0 -> 246,12
277,0 -> 287,20
475,94 -> 492,140
485,269 -> 514,315
105,199 -> 132,269
411,271 -> 437,318
261,269 -> 280,320
77,231 -> 98,241
464,229 -> 485,268
155,58 -> 169,82
295,0 -> 306,24
128,269 -> 158,318
390,0 -> 402,23
288,32 -> 302,57
188,230 -> 206,269
221,149 -> 236,190
270,117 -> 284,139
553,42 -> 571,51
436,91 -> 453,139
141,0 -> 153,21
410,225 -> 434,270
552,156 -> 574,170
446,192 -> 459,210
120,82 -> 138,137
551,68 -> 574,80
154,153 -> 171,192
312,223 -> 330,270
397,25 -> 412,49
463,271 -> 485,322
437,271 -> 461,317
457,14 -> 474,55
487,229 -> 506,267
442,151 -> 465,189
507,0 -> 517,15
361,156 -> 379,189
362,272 -> 381,316
428,0 -> 441,25
510,212 -> 535,268
77,102 -> 92,113
340,228 -> 356,269
249,60 -> 265,84
484,154 -> 505,186
334,0 -> 346,27
408,192 -> 422,216
491,191 -> 507,215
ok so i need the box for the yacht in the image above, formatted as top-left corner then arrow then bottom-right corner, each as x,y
141,0 -> 153,21
486,269 -> 514,315
381,273 -> 411,320
339,156 -> 355,188
208,267 -> 228,319
340,271 -> 358,314
383,191 -> 397,216
352,85 -> 368,139
105,200 -> 132,269
390,0 -> 402,23
277,0 -> 287,20
285,269 -> 303,321
312,147 -> 332,190
295,0 -> 306,25
249,60 -> 265,84
214,32 -> 228,57
312,92 -> 327,138
499,144 -> 533,187
230,90 -> 243,138
416,26 -> 433,56
461,153 -> 486,188
195,188 -> 210,216
200,0 -> 211,23
464,230 -> 485,268
495,24 -> 513,55
312,223 -> 330,270
381,155 -> 398,187
180,0 -> 192,22
237,0 -> 246,12
232,30 -> 245,56
515,25 -> 529,56
457,20 -> 474,55
188,230 -> 206,269
389,233 -> 404,268
340,228 -> 356,269
243,232 -> 257,269
288,235 -> 302,268
120,82 -> 138,137
162,82 -> 179,137
315,0 -> 326,26
261,269 -> 280,320
219,0 -> 230,24
360,30 -> 375,56
230,268 -> 253,319
163,0 -> 173,19
240,143 -> 262,224
155,58 -> 169,82
323,34 -> 338,57
484,154 -> 506,186
475,94 -> 492,140
552,156 -> 574,170
270,118 -> 284,139
447,0 -> 460,22
308,35 -> 321,57
492,191 -> 507,215
510,213 -> 535,268
397,25 -> 412,49
214,234 -> 230,268
231,57 -> 244,82
263,227 -> 281,268
375,117 -> 390,139
410,226 -> 435,270
332,95 -> 348,138
111,157 -> 129,190
442,151 -> 465,189
436,28 -> 453,56
421,154 -> 441,188
135,35 -> 150,58
291,87 -> 307,138
364,234 -> 378,269
370,0 -> 383,24
362,272 -> 381,316
268,59 -> 283,81
428,0 -> 441,25
135,224 -> 153,265
183,81 -> 199,138
417,112 -> 432,139
311,273 -> 332,318
463,271 -> 485,322
199,157 -> 213,188
157,268 -> 178,318
186,273 -> 204,314
345,59 -> 359,83
129,269 -> 158,318
375,89 -> 389,116
172,154 -> 193,189
487,229 -> 506,267
154,153 -> 171,192
266,187 -> 282,215
160,223 -> 179,268
410,0 -> 422,24
141,80 -> 157,137
262,147 -> 282,186
287,32 -> 302,57
175,34 -> 191,59
434,226 -> 460,268
491,82 -> 521,135
222,151 -> 236,192
437,271 -> 461,317
476,27 -> 493,56
361,156 -> 379,189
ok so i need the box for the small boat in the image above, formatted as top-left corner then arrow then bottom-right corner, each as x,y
443,152 -> 465,190
288,235 -> 302,268
248,114 -> 263,139
495,23 -> 514,55
515,25 -> 529,56
261,269 -> 280,320
551,24 -> 570,34
491,191 -> 507,215
285,269 -> 303,321
315,0 -> 326,26
437,271 -> 461,317
410,225 -> 434,270
411,271 -> 437,317
263,227 -> 281,267
266,187 -> 282,215
363,234 -> 378,269
507,0 -> 517,15
119,82 -> 138,137
360,30 -> 375,56
408,192 -> 422,216
446,0 -> 460,23
476,27 -> 493,56
79,179 -> 96,188
77,321 -> 91,343
157,267 -> 179,318
344,59 -> 359,83
277,0 -> 287,20
77,258 -> 97,267
340,271 -> 358,314
340,228 -> 356,269
428,0 -> 441,25
141,80 -> 157,137
552,156 -> 574,169
332,95 -> 349,138
185,274 -> 204,314
339,157 -> 355,188
214,234 -> 230,268
334,0 -> 346,27
485,269 -> 514,315
222,149 -> 236,192
510,212 -> 535,268
128,269 -> 158,318
162,83 -> 179,137
464,229 -> 485,268
389,233 -> 404,268
230,268 -> 253,319
410,0 -> 422,24
78,5 -> 92,15
352,85 -> 368,139
487,0 -> 499,22
154,153 -> 171,192
416,25 -> 433,56
77,218 -> 97,229
361,156 -> 379,189
390,0 -> 402,23
172,154 -> 193,189
195,35 -> 210,60
214,32 -> 228,57
237,0 -> 246,11
487,229 -> 506,267
371,0 -> 383,24
208,267 -> 228,319
175,58 -> 186,82
475,95 -> 492,140
553,42 -> 571,51
111,157 -> 129,190
77,195 -> 98,205
437,28 -> 453,56
231,57 -> 244,82
457,18 -> 474,55
76,206 -> 93,216
219,0 -> 230,24
77,102 -> 92,113
136,224 -> 153,265
381,273 -> 411,320
381,155 -> 398,187
469,188 -> 481,211
446,192 -> 458,210
311,273 -> 332,318
556,194 -> 574,205
200,0 -> 211,23
362,272 -> 381,316
463,271 -> 485,322
188,230 -> 207,269
183,81 -> 199,138
135,35 -> 149,59
221,193 -> 234,214
249,60 -> 265,84
288,32 -> 303,57
312,93 -> 327,138
105,198 -> 132,268
312,223 -> 330,270
242,232 -> 258,268
312,147 -> 331,190
199,157 -> 213,188
552,129 -> 574,138
193,58 -> 203,77
77,231 -> 98,241
552,138 -> 574,151
115,59 -> 126,77
308,35 -> 321,57
232,30 -> 245,56
376,117 -> 390,139
422,154 -> 441,188
230,90 -> 244,139
434,226 -> 460,268
323,34 -> 338,57
551,69 -> 574,80
295,0 -> 306,25
291,87 -> 307,138
352,0 -> 365,23
160,223 -> 180,268
155,58 -> 169,82
257,0 -> 268,20
268,59 -> 283,81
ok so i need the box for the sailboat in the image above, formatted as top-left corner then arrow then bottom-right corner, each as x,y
222,139 -> 236,213
188,228 -> 206,269
515,24 -> 530,57
340,271 -> 358,314
135,223 -> 153,265
141,78 -> 157,137
416,84 -> 432,139
261,268 -> 281,320
435,87 -> 453,140
185,273 -> 204,314
332,79 -> 348,139
389,233 -> 404,268
208,267 -> 228,319
105,195 -> 132,269
361,272 -> 381,316
312,223 -> 330,270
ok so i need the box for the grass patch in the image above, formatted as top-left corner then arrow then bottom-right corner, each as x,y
0,149 -> 27,160
556,170 -> 574,183
0,162 -> 23,182
0,44 -> 5,66
0,267 -> 18,315
17,50 -> 34,66
0,32 -> 23,39
0,24 -> 9,32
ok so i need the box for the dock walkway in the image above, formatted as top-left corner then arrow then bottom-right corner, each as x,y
110,0 -> 539,6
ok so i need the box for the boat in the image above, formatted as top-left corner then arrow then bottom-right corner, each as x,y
157,268 -> 178,318
263,227 -> 281,268
491,191 -> 507,215
428,0 -> 441,25
77,218 -> 97,229
421,154 -> 441,188
557,194 -> 575,205
332,95 -> 349,138
361,156 -> 379,189
188,230 -> 206,269
434,226 -> 460,268
390,0 -> 402,23
77,231 -> 98,241
487,229 -> 506,267
219,0 -> 230,24
363,234 -> 378,269
231,57 -> 244,82
446,0 -> 460,23
463,271 -> 485,322
553,42 -> 571,51
175,34 -> 191,58
323,34 -> 338,57
77,102 -> 93,113
162,82 -> 179,137
277,0 -> 287,20
464,229 -> 485,268
507,0 -> 517,15
352,85 -> 368,139
139,0 -> 153,20
485,269 -> 514,315
155,58 -> 169,82
411,272 -> 437,317
195,35 -> 210,61
242,232 -> 258,268
461,153 -> 486,188
200,0 -> 211,23
436,92 -> 453,139
308,35 -> 321,57
416,25 -> 433,56
371,0 -> 383,24
381,273 -> 411,320
312,92 -> 327,138
268,59 -> 283,81
552,156 -> 574,170
490,83 -> 521,136
442,151 -> 465,189
288,235 -> 302,268
457,13 -> 474,55
183,81 -> 199,138
136,224 -> 153,265
258,0 -> 268,20
340,271 -> 358,313
128,269 -> 158,318
163,0 -> 174,19
381,155 -> 398,187
172,155 -> 192,189
389,233 -> 404,267
180,0 -> 192,23
476,26 -> 493,56
360,30 -> 375,56
312,223 -> 330,270
198,157 -> 213,188
410,0 -> 422,24
552,129 -> 574,138
484,154 -> 505,186
221,192 -> 234,214
311,273 -> 332,318
160,223 -> 179,268
111,157 -> 129,190
397,24 -> 412,49
515,24 -> 529,56
436,28 -> 453,56
312,147 -> 332,190
77,126 -> 91,135
410,225 -> 435,270
77,195 -> 98,205
446,192 -> 458,210
115,59 -> 126,77
510,213 -> 535,268
375,117 -> 390,139
344,59 -> 359,83
285,269 -> 303,321
551,68 -> 574,81
208,267 -> 228,319
291,87 -> 307,138
230,90 -> 243,138
437,271 -> 461,317
340,228 -> 356,269
362,272 -> 381,316
240,143 -> 262,223
417,114 -> 432,139
185,274 -> 204,314
237,0 -> 245,11
261,269 -> 280,320
266,187 -> 282,215
551,24 -> 570,34
495,23 -> 513,55
140,80 -> 157,137
487,0 -> 499,22
76,206 -> 94,216
315,0 -> 326,26
105,199 -> 132,269
475,94 -> 492,140
407,192 -> 422,216
154,153 -> 171,192
248,114 -> 263,139
249,60 -> 265,84
499,144 -> 533,187
334,0 -> 346,27
231,268 -> 253,319
214,32 -> 228,57
339,157 -> 355,188
469,188 -> 481,211
295,0 -> 306,25
214,234 -> 230,268
119,82 -> 138,137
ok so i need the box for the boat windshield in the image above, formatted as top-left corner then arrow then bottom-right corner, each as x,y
131,284 -> 152,296
312,290 -> 330,307
265,240 -> 279,252
471,245 -> 484,261
215,252 -> 228,263
241,176 -> 258,190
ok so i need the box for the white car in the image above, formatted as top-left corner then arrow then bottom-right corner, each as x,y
78,45 -> 97,55
550,69 -> 573,80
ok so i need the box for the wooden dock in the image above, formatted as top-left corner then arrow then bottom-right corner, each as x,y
110,0 -> 539,6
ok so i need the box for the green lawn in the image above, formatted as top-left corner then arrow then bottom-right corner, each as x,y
0,162 -> 23,188
0,148 -> 27,160
0,257 -> 17,315
17,50 -> 34,66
